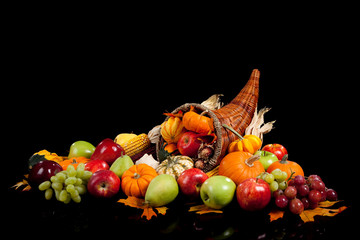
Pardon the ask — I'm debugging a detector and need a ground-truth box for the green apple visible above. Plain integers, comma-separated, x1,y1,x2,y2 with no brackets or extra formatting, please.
254,150,278,170
109,154,134,178
200,176,236,209
68,140,95,158
145,174,179,207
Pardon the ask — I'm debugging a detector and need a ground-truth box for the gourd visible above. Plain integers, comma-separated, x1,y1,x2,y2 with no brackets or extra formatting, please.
59,157,90,170
266,154,304,180
223,124,262,154
121,164,158,198
218,151,264,185
182,105,214,134
161,115,186,143
156,155,194,179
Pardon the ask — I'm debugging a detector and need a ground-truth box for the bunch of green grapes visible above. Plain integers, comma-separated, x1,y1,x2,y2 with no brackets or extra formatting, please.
38,163,92,203
257,169,288,193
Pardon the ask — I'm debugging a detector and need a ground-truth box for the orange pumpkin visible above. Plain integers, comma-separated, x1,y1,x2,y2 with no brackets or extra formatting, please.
183,105,214,134
161,115,186,143
121,164,158,198
267,154,304,180
59,157,90,170
223,124,262,154
218,151,264,185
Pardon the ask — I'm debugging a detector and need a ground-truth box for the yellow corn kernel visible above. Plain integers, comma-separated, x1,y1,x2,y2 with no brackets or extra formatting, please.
122,134,151,157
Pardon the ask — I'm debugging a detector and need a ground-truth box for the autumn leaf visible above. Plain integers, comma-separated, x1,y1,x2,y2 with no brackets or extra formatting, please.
118,196,169,220
188,204,223,215
300,201,347,223
269,209,285,222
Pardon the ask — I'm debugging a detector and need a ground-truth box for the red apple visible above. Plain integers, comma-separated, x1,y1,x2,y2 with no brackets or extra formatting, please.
28,160,63,186
177,168,209,200
236,178,271,211
87,170,120,198
90,138,125,165
262,143,288,160
177,131,203,157
85,159,109,173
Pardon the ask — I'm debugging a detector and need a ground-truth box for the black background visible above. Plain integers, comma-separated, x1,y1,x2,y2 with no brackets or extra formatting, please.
3,10,358,239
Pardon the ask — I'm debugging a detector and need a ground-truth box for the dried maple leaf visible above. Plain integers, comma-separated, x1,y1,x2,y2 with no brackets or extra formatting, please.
11,176,31,191
269,209,285,222
188,204,223,215
118,196,168,220
300,201,348,223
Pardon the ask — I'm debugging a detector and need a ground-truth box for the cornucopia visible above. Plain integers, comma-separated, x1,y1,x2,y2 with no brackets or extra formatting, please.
12,69,347,222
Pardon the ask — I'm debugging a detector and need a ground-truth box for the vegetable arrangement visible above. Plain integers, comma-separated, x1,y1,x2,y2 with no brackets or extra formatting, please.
13,69,347,222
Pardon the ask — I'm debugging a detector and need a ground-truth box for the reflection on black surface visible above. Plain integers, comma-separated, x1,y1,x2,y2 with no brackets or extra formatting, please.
6,187,354,240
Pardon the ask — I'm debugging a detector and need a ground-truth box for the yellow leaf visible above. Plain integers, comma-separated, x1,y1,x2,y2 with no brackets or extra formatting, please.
268,209,285,222
155,206,168,215
189,204,223,214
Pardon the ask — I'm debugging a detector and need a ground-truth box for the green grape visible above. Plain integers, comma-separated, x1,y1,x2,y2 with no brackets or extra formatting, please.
45,188,53,200
67,165,75,172
68,168,77,177
264,173,275,184
269,181,279,192
55,172,67,183
72,195,81,203
75,185,87,195
50,176,59,183
271,169,283,181
64,193,71,204
279,171,288,182
65,177,77,185
38,181,51,191
77,163,85,172
52,182,63,191
75,178,82,186
66,184,75,194
76,170,84,178
59,190,68,202
82,171,93,181
278,181,288,190
54,189,61,201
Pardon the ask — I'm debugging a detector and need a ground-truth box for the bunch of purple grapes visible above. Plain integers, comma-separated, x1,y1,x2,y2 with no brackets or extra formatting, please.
273,174,338,214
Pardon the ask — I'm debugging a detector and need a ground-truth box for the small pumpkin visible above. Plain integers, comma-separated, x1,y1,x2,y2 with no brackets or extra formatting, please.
156,155,194,179
218,151,264,185
223,124,262,154
121,164,158,198
182,106,214,134
59,157,90,170
161,115,186,143
266,154,304,180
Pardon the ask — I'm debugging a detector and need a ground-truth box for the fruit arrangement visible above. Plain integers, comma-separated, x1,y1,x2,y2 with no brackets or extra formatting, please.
13,69,346,222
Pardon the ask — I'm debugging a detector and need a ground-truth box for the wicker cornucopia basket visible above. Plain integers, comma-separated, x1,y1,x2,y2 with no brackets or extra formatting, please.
156,69,260,172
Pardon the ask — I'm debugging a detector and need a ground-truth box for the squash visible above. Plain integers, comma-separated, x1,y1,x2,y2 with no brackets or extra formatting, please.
183,106,214,134
218,151,264,185
59,157,90,170
156,155,194,179
121,164,158,198
223,124,262,154
161,115,186,143
266,154,304,180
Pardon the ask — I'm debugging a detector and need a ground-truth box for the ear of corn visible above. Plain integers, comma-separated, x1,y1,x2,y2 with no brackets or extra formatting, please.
122,134,151,157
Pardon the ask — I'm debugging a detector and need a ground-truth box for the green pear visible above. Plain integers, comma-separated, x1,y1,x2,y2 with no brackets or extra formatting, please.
145,174,179,207
68,141,95,158
110,154,134,178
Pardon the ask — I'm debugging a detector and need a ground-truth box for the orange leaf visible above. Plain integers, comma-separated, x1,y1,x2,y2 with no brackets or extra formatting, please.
188,204,223,215
141,207,157,220
118,196,169,220
269,209,285,222
300,201,348,223
118,196,146,209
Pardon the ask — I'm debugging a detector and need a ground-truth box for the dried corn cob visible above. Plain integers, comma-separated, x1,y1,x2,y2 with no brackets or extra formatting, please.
122,134,151,157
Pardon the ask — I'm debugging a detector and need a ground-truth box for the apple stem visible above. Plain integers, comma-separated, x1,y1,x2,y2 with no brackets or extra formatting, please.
222,124,244,140
245,155,261,167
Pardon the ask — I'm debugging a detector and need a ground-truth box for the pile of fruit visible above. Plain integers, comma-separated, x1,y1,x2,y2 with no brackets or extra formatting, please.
16,70,342,220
